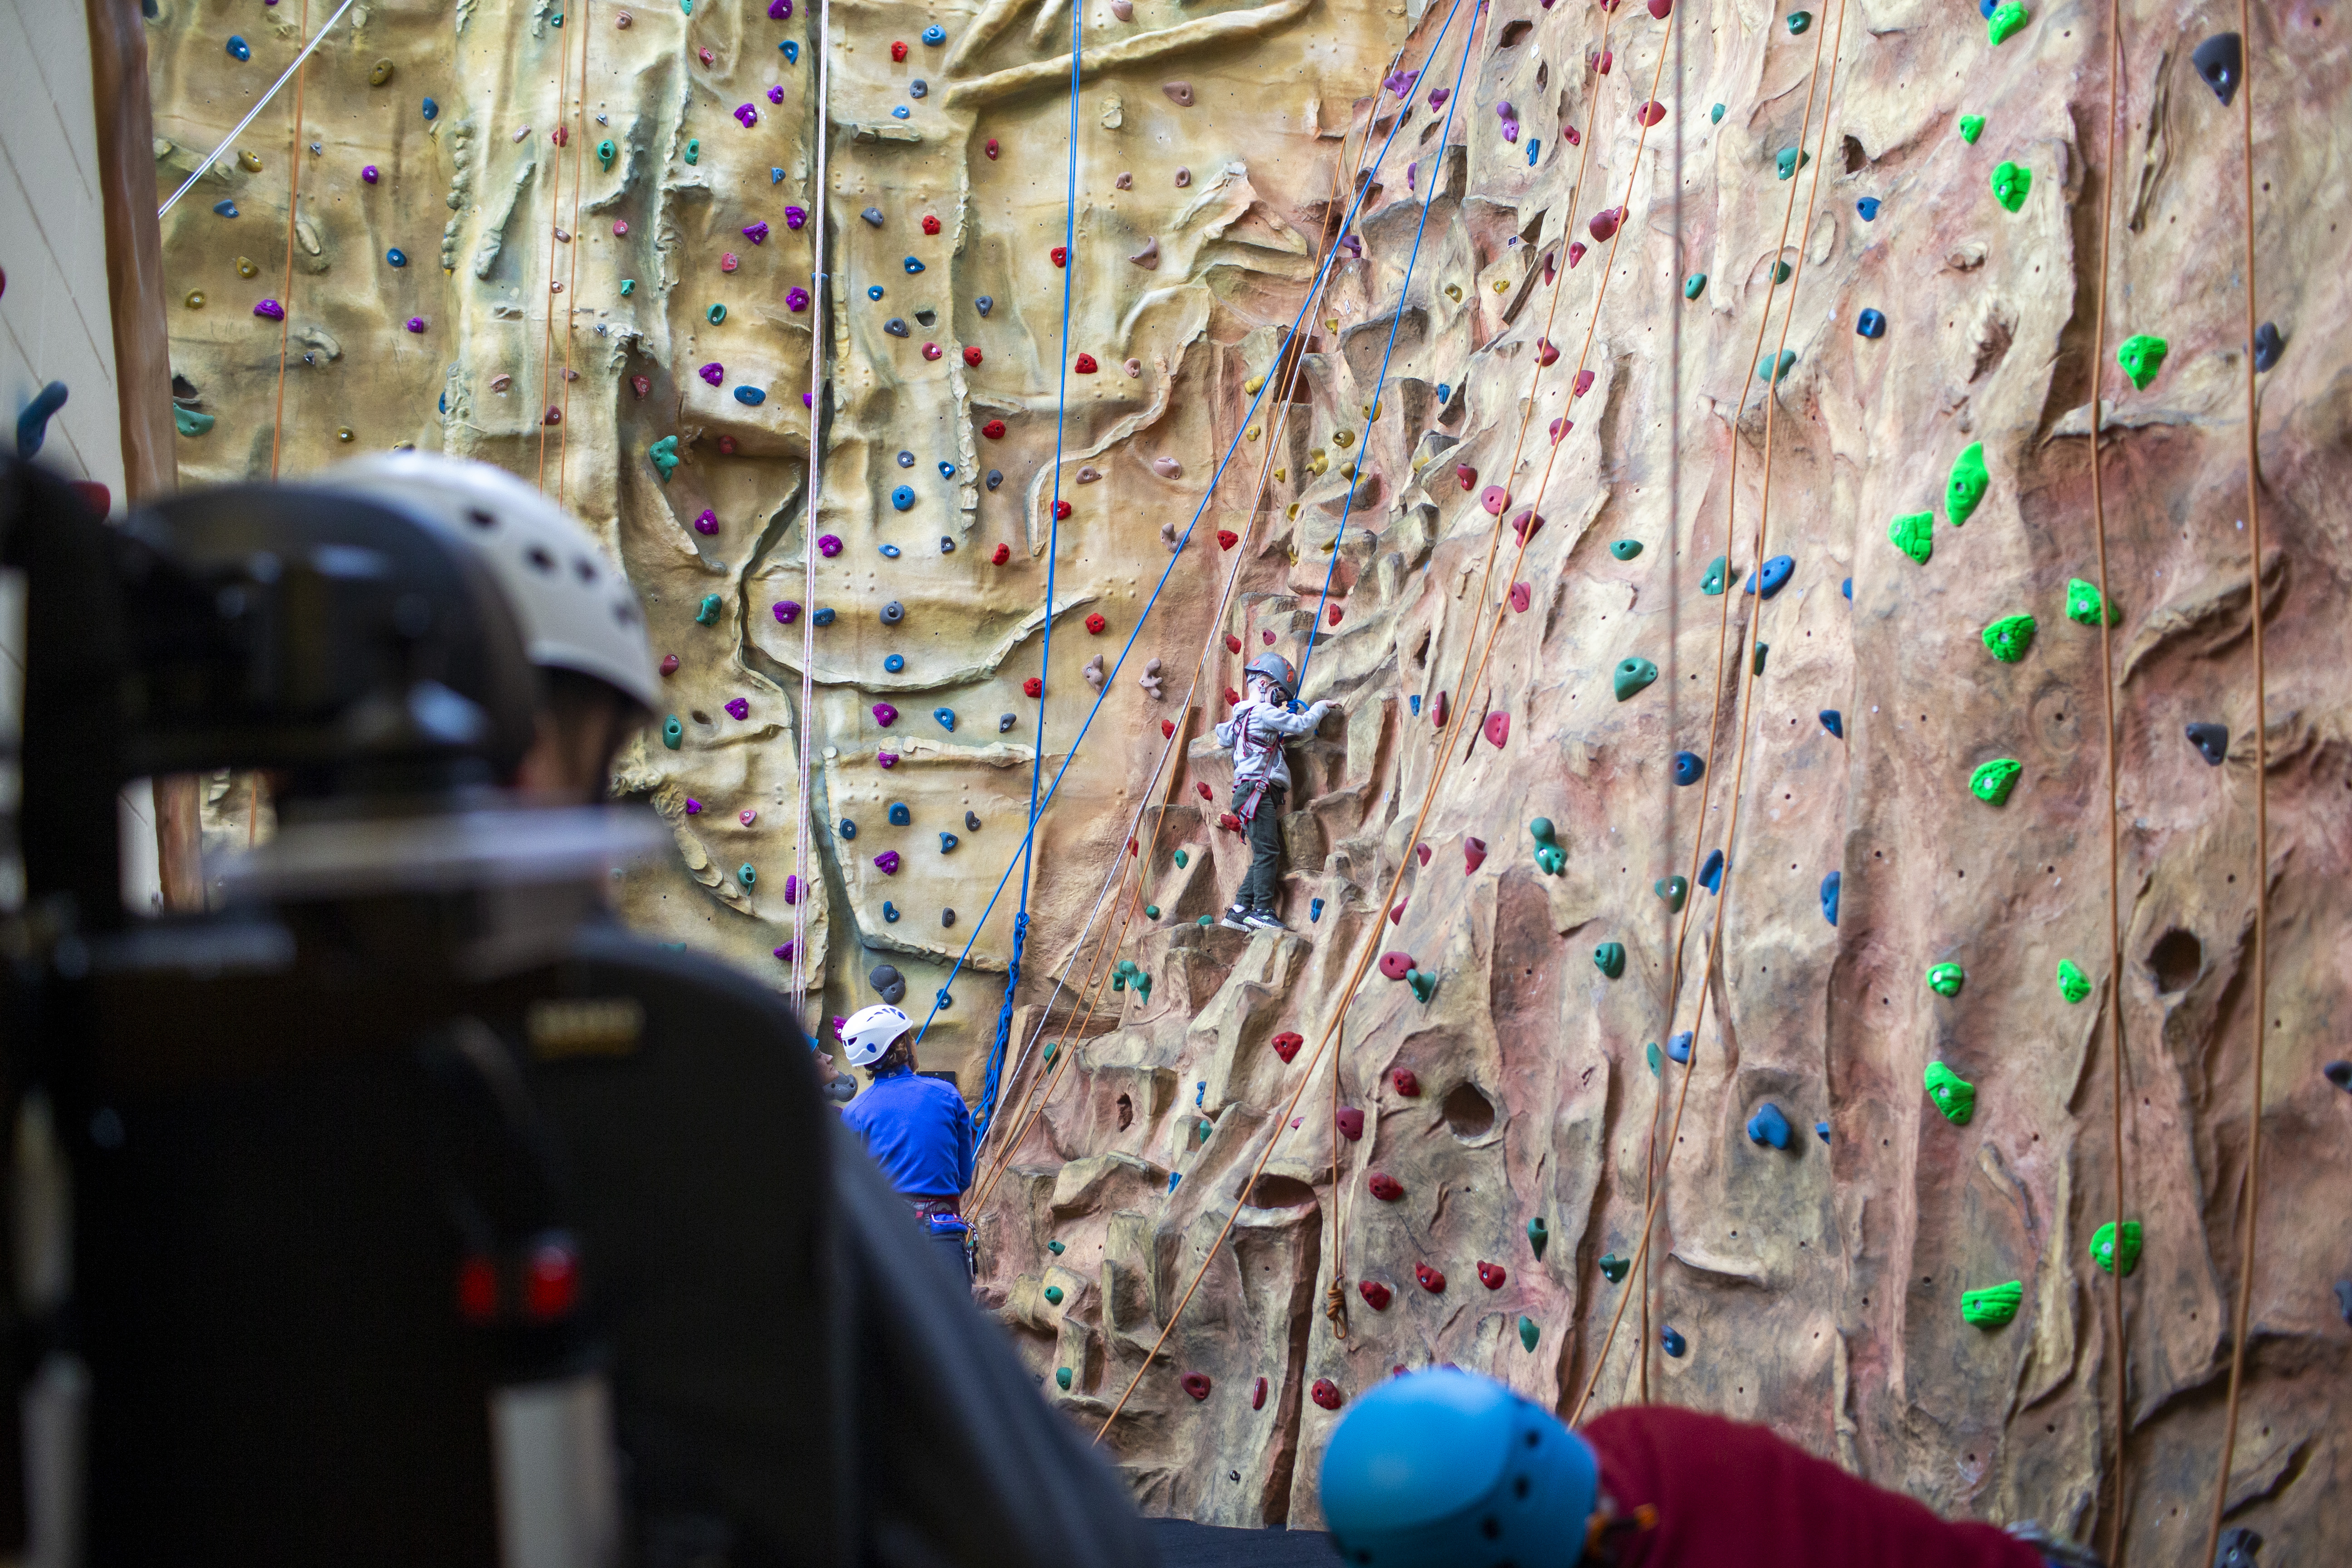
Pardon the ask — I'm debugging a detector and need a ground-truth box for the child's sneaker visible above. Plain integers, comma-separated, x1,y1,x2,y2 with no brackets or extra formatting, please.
1219,904,1255,932
1244,907,1289,933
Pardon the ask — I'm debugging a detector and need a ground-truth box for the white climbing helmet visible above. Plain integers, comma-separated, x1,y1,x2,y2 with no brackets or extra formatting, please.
841,1004,913,1068
318,452,661,712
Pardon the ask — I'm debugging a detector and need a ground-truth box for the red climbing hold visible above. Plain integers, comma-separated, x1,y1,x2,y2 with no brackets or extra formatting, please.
1477,1261,1507,1291
1564,125,1582,146
631,375,651,399
1574,369,1596,397
1272,1031,1304,1063
891,39,908,60
986,138,1000,159
1253,1377,1268,1410
1416,843,1432,867
1223,686,1241,708
1537,339,1560,367
660,654,680,676
1225,633,1243,653
1359,1279,1393,1310
1549,418,1570,444
1388,901,1406,925
1181,1372,1212,1401
1464,837,1487,873
1391,1068,1421,1097
964,346,984,368
1218,812,1243,834
1054,500,1073,520
1589,207,1624,242
1051,246,1068,267
1073,353,1098,373
983,419,1007,439
1637,100,1666,127
1431,691,1449,728
1513,510,1544,544
1484,713,1510,749
921,343,943,361
1481,485,1509,516
1084,612,1108,634
1415,1263,1446,1294
1336,1106,1364,1141
1509,582,1532,613
1161,719,1176,737
1196,781,1215,800
1368,1172,1404,1202
992,542,1011,564
921,214,941,235
1327,604,1343,627
1024,676,1044,698
1311,1379,1343,1411
1568,241,1588,268
1592,49,1613,74
1217,529,1239,550
1648,0,1672,15
1377,952,1415,981
1455,464,1477,490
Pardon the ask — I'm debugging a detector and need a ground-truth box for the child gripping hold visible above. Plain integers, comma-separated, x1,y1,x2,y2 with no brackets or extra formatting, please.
1215,652,1337,933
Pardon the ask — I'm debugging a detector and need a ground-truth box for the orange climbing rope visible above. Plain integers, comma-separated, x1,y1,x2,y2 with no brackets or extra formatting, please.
2200,3,2271,1563
534,13,578,491
1577,0,1848,1423
267,0,312,481
2083,0,2133,1553
554,1,594,507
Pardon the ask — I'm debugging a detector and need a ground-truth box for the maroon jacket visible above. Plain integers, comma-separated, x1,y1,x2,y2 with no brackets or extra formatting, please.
1583,1406,2047,1568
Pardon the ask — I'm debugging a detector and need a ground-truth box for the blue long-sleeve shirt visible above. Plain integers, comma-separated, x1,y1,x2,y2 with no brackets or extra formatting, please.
841,1066,973,1230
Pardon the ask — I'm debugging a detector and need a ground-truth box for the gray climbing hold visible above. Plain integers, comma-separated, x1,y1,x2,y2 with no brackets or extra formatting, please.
986,470,1003,490
998,712,1016,732
2252,321,2284,372
965,811,981,830
862,206,885,226
2185,723,2228,766
881,600,904,624
868,963,906,1003
975,295,993,315
884,318,909,337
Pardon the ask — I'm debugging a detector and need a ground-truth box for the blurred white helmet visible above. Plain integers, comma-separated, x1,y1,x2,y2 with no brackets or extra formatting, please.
321,452,660,711
841,1004,912,1067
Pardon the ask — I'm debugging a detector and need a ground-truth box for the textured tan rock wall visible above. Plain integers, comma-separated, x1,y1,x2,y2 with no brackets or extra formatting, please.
149,0,2348,1561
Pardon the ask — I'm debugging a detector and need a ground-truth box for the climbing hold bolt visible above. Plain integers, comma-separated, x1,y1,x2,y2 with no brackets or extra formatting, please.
1746,1103,1792,1149
2190,33,2242,105
2116,333,2168,391
1927,962,1966,998
1889,512,1934,565
1969,758,2022,806
1593,942,1626,980
1614,657,1659,701
1990,161,2032,212
2090,1220,2142,1277
1982,612,2036,663
1925,1062,1977,1125
1857,308,1886,339
1960,1281,2024,1328
2185,722,2228,766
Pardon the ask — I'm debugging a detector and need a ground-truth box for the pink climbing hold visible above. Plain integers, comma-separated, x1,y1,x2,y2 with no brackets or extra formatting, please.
1388,901,1407,925
986,138,1000,159
1181,1373,1212,1401
1367,1172,1404,1202
254,299,285,320
1477,1261,1507,1291
774,600,800,623
700,363,725,386
1415,1263,1446,1294
922,343,943,361
1574,370,1596,397
1550,418,1570,444
1311,1379,1343,1411
1480,485,1509,516
872,702,899,726
1485,712,1510,748
1377,952,1415,981
735,104,758,127
818,534,843,556
1464,836,1488,873
740,808,757,826
745,220,770,243
874,850,901,874
613,219,630,237
1392,1068,1421,1097
1430,691,1449,728
695,509,720,534
1509,582,1532,613
1536,339,1560,367
632,375,651,398
722,252,740,273
1358,1279,1392,1310
786,286,809,311
1454,464,1477,490
725,697,750,720
1649,0,1672,15
1563,125,1581,146
1416,843,1432,867
785,206,807,229
1589,207,1624,242
1336,1107,1364,1141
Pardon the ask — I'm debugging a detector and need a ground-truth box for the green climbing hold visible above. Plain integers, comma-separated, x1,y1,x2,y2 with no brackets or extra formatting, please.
1986,0,2029,45
1527,1217,1549,1259
1775,147,1810,180
597,137,616,170
1991,161,2032,212
1926,962,1966,998
1613,657,1660,701
1959,114,1985,144
1044,1284,1065,1305
1925,1062,1977,1125
173,405,216,437
2090,1220,2142,1277
1055,1367,1073,1390
2057,959,2092,1004
1048,1240,1067,1254
1609,539,1643,560
1710,103,1725,124
2116,333,2169,391
650,435,680,480
1945,442,1989,525
1173,848,1189,868
1683,273,1706,299
684,137,701,165
1598,1252,1630,1283
1405,968,1438,1004
707,303,728,324
662,715,683,750
1752,642,1769,677
695,593,723,626
1198,915,1213,928
1644,1041,1662,1074
620,279,637,296
1655,875,1687,912
1530,818,1566,875
1770,260,1792,285
1756,349,1797,382
1982,613,2037,663
1889,511,1934,565
1968,757,2022,806
1518,1315,1540,1352
1960,1280,2024,1328
1787,10,1812,33
1144,904,1161,919
1700,555,1729,595
1593,942,1626,980
2066,578,2117,626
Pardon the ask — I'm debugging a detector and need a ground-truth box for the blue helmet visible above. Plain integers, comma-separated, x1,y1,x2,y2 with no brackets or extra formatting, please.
1320,1369,1597,1568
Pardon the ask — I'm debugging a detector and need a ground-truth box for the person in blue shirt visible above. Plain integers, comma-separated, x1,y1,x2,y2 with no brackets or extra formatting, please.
838,1004,975,1283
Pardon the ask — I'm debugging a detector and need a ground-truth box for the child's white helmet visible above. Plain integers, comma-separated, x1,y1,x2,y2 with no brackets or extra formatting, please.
841,1004,913,1067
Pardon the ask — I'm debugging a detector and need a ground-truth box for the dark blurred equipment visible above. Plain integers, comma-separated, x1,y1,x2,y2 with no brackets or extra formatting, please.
0,458,1158,1568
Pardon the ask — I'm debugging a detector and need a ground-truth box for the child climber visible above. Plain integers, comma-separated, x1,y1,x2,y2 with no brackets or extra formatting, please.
1215,652,1337,933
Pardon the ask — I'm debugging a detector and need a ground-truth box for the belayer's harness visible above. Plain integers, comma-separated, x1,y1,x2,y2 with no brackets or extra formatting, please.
1221,701,1286,832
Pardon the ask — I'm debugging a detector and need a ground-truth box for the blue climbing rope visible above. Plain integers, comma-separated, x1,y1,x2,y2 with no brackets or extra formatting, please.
916,0,1475,1081
972,0,1084,1143
1294,5,1480,698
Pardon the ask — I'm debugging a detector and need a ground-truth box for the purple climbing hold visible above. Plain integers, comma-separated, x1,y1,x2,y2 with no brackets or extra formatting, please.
405,317,427,333
786,286,810,311
362,164,380,184
872,701,899,726
874,851,902,875
735,104,759,128
726,697,750,720
818,534,843,557
785,206,808,229
700,363,725,387
767,85,784,105
254,299,286,321
684,798,703,815
745,221,771,244
694,509,719,534
774,600,802,623
769,0,792,15
877,751,899,769
1384,66,1420,98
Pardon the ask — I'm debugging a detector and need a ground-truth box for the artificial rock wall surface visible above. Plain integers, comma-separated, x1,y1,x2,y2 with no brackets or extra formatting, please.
149,0,2348,1561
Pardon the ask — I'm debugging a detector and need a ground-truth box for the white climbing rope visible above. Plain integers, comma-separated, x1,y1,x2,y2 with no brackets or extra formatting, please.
157,0,362,220
790,0,836,1014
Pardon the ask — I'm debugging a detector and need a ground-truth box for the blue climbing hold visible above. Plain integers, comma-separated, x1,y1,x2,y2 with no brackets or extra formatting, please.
1746,1103,1792,1149
1745,555,1794,598
839,818,858,838
1699,849,1725,893
773,167,786,182
870,285,887,301
1661,1327,1686,1358
888,802,911,826
892,106,910,119
1857,309,1886,339
1169,1172,1182,1191
1819,709,1843,738
879,544,902,559
14,382,68,460
1666,1032,1692,1064
735,386,766,405
1672,751,1704,786
939,832,959,852
227,35,251,60
934,707,956,730
422,97,439,120
782,40,799,62
1856,197,1880,220
883,902,900,922
884,654,906,672
1527,138,1540,166
387,248,408,268
891,485,915,510
213,200,239,217
1815,1121,1831,1144
936,460,955,478
1311,897,1325,921
813,607,835,626
1821,870,1841,926
1409,695,1422,715
904,256,926,273
1841,577,1853,601
923,23,946,43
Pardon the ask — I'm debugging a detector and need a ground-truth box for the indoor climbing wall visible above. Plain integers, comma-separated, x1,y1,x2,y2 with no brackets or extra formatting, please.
149,0,2347,1562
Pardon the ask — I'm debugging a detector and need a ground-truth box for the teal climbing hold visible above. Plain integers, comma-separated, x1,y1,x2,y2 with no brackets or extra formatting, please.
1991,161,2032,212
1700,555,1728,595
2116,333,2169,391
685,138,701,165
1752,643,1769,676
1683,273,1706,299
737,862,757,887
1048,1240,1067,1254
1645,1041,1662,1074
1889,512,1934,565
1959,114,1985,144
1925,1062,1976,1124
173,405,216,437
1144,904,1161,919
695,593,722,626
620,279,636,296
1710,103,1725,124
2090,1220,2142,1277
1173,848,1189,868
1775,147,1810,180
2066,578,2117,626
1945,442,1989,524
1926,962,1966,998
650,435,681,480
1756,349,1797,382
15,382,69,459
1044,1284,1064,1305
1055,1367,1073,1390
707,303,727,324
1518,1315,1540,1352
1598,1253,1630,1283
1986,0,2029,45
1982,613,2036,663
1593,942,1626,980
1529,818,1567,876
1655,875,1687,912
598,138,616,170
662,715,683,749
1787,10,1812,33
1527,1217,1548,1259
1406,969,1438,1004
1609,539,1642,560
1613,657,1659,701
2058,959,2092,1003
1770,260,1792,285
1969,757,2022,806
1961,1280,2023,1328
